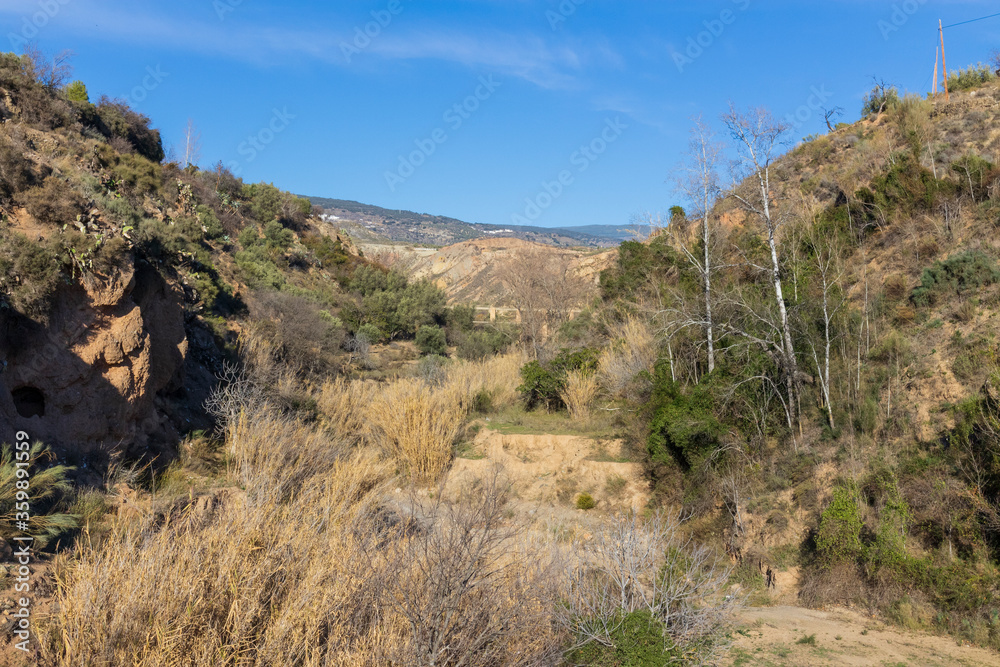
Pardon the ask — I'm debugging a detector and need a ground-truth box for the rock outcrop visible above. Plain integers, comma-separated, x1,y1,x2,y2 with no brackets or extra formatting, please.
0,257,188,461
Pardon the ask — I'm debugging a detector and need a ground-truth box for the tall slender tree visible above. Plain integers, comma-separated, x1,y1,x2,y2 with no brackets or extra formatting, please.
674,116,724,375
723,105,800,424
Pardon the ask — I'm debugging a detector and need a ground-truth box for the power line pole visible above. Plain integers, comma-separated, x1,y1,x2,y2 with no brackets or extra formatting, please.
939,19,950,100
932,46,939,95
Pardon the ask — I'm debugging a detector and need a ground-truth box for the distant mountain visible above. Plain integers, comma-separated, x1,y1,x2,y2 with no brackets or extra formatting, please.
303,196,642,248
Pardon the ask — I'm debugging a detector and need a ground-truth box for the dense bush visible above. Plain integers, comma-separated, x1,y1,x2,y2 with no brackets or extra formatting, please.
15,177,86,225
415,324,447,356
850,153,949,235
600,236,682,301
0,134,38,202
247,291,346,375
911,251,1000,307
455,328,513,361
816,483,864,565
0,230,62,316
517,348,598,411
646,360,722,470
92,97,165,163
947,63,996,92
951,153,997,201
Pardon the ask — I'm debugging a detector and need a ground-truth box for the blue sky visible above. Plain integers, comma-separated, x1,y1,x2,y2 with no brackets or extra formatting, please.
3,1,999,229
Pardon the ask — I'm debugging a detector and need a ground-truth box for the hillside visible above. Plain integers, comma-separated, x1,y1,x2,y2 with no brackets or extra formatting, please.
363,236,614,306
7,41,1000,667
307,195,641,248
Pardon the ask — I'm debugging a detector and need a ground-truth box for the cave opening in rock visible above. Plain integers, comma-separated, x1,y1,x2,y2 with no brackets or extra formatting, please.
12,386,45,418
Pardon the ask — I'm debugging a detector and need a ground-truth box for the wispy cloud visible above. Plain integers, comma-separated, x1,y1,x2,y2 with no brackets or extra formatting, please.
0,1,613,90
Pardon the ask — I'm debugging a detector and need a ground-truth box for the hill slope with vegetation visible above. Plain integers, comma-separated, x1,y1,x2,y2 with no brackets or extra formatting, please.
5,46,1000,667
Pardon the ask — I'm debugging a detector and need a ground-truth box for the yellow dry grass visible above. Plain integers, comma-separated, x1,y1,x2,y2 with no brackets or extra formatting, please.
314,351,528,483
41,398,565,667
560,370,599,422
365,378,464,483
597,316,657,396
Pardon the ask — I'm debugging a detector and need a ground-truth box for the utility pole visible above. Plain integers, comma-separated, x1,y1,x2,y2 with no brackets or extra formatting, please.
933,46,939,95
940,20,950,100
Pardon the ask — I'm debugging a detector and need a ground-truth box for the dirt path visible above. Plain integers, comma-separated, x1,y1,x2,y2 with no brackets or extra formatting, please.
727,605,999,666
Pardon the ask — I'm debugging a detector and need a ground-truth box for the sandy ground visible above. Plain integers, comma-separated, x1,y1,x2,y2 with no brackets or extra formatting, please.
728,605,1000,667
444,428,650,511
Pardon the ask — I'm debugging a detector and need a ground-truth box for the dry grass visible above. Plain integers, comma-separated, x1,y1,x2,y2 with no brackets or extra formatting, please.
597,317,657,397
314,351,527,483
316,376,379,445
366,379,464,483
43,401,398,666
41,396,565,666
442,350,527,413
560,370,599,422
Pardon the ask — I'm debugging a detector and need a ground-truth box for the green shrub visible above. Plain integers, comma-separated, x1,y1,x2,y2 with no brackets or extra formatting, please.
600,236,682,301
15,177,86,225
951,154,996,201
356,323,384,345
234,246,285,290
0,231,62,316
647,360,722,470
0,135,37,202
911,251,1000,307
947,63,995,92
415,325,447,356
455,328,512,361
861,81,900,116
94,96,164,162
816,483,864,565
576,493,596,510
850,153,948,235
565,611,681,666
63,80,89,103
517,348,598,410
195,205,224,239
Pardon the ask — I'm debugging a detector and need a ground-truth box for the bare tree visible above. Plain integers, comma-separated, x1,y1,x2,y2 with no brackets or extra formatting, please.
561,512,737,663
821,106,844,132
807,227,846,429
498,246,588,358
673,116,724,375
22,44,74,89
183,118,202,169
723,105,800,427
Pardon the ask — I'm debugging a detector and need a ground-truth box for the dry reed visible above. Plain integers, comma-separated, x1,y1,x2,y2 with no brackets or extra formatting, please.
597,316,657,397
560,369,600,422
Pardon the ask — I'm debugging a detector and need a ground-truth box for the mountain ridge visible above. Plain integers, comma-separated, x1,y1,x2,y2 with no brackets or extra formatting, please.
304,195,644,248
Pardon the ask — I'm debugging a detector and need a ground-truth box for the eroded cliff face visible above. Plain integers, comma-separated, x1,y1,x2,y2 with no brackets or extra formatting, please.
0,257,188,461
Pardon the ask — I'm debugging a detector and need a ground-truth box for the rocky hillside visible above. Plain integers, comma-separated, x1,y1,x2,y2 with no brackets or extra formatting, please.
0,51,467,466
